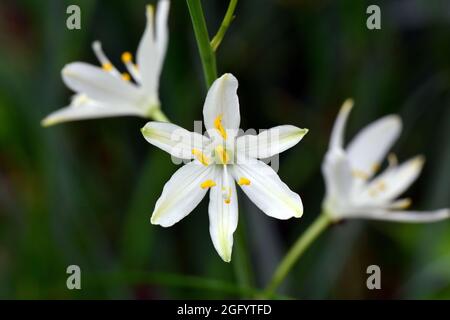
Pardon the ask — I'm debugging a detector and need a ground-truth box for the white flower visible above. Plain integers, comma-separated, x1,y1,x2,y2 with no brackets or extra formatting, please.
322,99,450,223
141,73,308,262
42,0,170,126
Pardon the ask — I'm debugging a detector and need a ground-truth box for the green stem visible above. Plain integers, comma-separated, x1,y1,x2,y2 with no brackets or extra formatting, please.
210,0,238,52
232,218,254,294
150,108,170,122
263,213,331,298
186,0,218,88
186,0,253,297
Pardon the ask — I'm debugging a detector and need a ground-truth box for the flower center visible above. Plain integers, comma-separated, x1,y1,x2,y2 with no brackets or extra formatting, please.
215,145,229,165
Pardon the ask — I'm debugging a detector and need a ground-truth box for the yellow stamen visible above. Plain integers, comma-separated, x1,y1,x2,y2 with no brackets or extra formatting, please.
222,187,232,204
215,145,229,165
238,177,251,186
121,72,131,81
121,51,133,63
192,148,210,166
214,115,227,140
397,198,412,209
388,153,398,167
200,180,216,189
371,163,381,174
102,63,113,71
352,170,369,180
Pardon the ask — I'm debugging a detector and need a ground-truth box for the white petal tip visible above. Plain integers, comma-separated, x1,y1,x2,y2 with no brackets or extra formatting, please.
41,117,55,127
443,209,450,218
218,251,232,263
293,207,303,218
150,214,164,226
412,155,426,168
140,123,155,139
146,4,154,18
218,73,237,83
298,128,309,137
385,114,403,130
341,98,354,112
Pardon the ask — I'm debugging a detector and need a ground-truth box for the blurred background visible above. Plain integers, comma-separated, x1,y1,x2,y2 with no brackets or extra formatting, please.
0,0,449,299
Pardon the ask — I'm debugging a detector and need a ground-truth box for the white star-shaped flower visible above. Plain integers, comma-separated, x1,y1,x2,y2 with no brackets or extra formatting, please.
141,73,308,262
322,99,449,223
42,0,170,126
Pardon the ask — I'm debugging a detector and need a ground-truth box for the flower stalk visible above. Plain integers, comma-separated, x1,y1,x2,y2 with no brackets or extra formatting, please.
263,212,331,298
186,0,218,87
210,0,238,51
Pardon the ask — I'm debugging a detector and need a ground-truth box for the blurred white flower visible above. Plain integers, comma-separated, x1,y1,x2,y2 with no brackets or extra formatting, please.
141,73,308,262
42,0,170,126
322,99,449,223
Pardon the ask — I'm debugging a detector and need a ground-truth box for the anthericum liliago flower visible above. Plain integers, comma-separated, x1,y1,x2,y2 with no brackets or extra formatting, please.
322,99,450,223
141,73,308,262
42,0,170,126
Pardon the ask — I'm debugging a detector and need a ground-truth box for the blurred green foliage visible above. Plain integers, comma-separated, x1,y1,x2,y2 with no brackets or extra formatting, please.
0,0,449,299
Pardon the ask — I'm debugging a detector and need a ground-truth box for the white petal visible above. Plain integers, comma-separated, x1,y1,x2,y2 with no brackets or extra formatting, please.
351,208,450,223
236,125,308,159
155,0,170,59
136,5,160,95
203,74,240,137
208,166,238,262
151,162,213,227
42,95,144,126
322,148,354,201
346,114,402,179
62,62,143,106
231,160,303,219
329,99,353,150
362,156,425,202
141,121,210,160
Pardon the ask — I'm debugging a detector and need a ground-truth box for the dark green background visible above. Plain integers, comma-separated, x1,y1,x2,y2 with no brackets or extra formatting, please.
0,0,449,299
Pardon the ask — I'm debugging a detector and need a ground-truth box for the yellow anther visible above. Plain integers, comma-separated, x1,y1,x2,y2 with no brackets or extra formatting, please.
238,177,251,186
222,187,232,204
215,145,229,165
192,148,210,166
398,198,412,209
371,163,381,174
121,73,131,81
102,63,113,71
352,170,369,180
388,153,398,167
121,51,133,63
214,115,227,140
200,180,216,189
